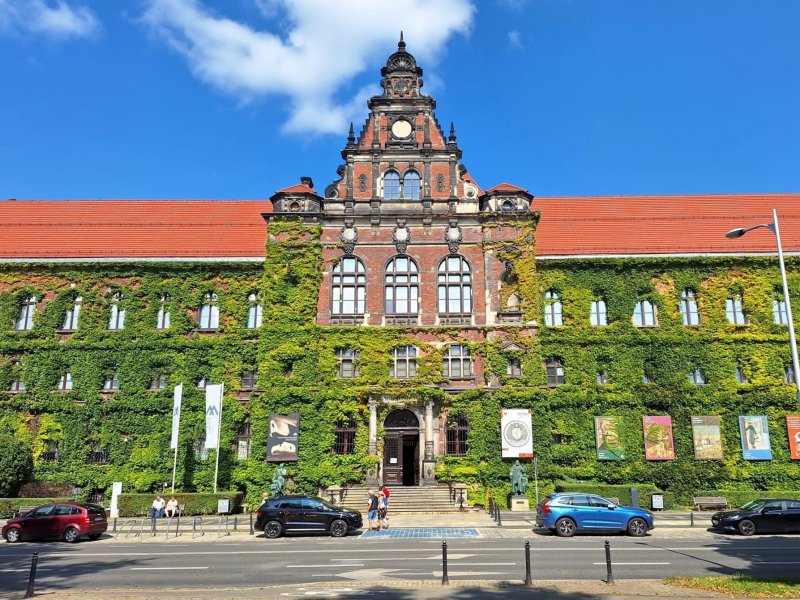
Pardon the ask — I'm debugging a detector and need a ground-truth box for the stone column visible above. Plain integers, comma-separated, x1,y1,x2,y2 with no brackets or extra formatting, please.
422,401,436,485
367,399,379,486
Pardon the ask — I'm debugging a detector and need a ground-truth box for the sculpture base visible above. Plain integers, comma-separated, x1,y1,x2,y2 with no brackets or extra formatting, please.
509,495,530,511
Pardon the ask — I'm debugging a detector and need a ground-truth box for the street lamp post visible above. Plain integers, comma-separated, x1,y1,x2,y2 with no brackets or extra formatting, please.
726,208,800,406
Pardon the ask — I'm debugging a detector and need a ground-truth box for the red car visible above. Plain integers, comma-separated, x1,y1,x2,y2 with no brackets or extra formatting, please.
3,502,108,543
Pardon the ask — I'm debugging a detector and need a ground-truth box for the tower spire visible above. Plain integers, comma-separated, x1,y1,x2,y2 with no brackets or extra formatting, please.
347,122,355,147
398,31,405,50
449,122,457,144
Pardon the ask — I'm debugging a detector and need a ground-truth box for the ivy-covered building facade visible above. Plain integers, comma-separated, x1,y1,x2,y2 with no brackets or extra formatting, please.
1,41,799,505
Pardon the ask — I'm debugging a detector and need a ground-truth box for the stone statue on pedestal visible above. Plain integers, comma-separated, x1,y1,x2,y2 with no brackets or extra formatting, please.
270,463,288,497
510,459,528,496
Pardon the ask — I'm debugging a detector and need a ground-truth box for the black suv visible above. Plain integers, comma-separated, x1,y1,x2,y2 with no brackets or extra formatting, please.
255,495,362,538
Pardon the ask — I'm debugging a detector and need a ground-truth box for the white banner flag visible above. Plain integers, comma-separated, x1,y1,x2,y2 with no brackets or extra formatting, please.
170,384,183,450
501,408,534,458
205,384,223,449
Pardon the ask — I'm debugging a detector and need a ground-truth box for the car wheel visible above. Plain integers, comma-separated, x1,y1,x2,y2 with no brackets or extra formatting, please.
330,519,348,538
738,519,756,536
264,520,283,539
555,518,576,537
4,528,21,543
88,533,102,540
627,517,648,537
63,527,80,543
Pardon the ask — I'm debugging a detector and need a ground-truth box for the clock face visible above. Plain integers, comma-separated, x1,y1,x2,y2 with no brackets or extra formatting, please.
391,119,412,139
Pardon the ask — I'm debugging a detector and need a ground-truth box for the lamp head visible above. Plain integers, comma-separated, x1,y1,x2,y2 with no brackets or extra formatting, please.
725,228,747,239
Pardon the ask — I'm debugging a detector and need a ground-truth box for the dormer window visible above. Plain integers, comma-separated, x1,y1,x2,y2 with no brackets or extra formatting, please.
501,200,514,212
402,170,420,199
15,295,36,331
382,170,421,200
383,170,401,200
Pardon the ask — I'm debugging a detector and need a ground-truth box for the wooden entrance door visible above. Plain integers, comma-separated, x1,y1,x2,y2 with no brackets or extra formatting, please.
383,431,419,486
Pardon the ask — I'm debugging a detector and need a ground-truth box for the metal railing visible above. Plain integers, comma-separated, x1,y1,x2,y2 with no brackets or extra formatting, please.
217,515,230,538
191,517,204,538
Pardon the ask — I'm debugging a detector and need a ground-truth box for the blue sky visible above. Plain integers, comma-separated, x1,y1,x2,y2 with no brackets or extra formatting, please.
1,0,798,200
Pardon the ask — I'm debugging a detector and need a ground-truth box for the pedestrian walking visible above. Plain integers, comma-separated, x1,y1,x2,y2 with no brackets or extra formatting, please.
366,491,379,531
378,490,388,529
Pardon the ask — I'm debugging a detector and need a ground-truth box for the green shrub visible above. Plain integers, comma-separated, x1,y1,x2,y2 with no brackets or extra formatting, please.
0,435,33,497
687,489,800,509
117,492,244,517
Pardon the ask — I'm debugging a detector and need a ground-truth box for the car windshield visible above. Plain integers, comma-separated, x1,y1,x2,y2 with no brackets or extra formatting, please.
739,499,769,510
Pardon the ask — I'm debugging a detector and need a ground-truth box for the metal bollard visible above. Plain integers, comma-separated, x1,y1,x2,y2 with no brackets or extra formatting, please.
496,507,502,527
249,512,254,535
175,515,180,537
604,540,614,584
441,540,449,585
524,540,532,586
234,516,238,532
690,512,695,527
24,552,38,599
112,518,117,533
151,517,156,536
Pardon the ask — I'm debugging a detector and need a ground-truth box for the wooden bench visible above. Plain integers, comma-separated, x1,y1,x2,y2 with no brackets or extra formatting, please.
693,496,728,510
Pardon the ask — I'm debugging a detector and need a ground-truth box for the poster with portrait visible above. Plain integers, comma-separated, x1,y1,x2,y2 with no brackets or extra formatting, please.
501,409,533,458
267,413,299,462
786,415,800,460
739,415,771,460
642,416,675,460
691,416,723,460
594,416,625,460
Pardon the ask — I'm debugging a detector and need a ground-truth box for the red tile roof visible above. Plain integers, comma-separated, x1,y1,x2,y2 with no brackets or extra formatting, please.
274,184,316,195
0,194,797,260
0,200,271,259
486,183,529,194
534,194,800,256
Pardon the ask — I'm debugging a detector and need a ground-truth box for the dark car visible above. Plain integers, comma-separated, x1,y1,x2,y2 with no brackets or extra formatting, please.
2,502,108,543
711,498,800,536
255,495,362,538
535,493,654,537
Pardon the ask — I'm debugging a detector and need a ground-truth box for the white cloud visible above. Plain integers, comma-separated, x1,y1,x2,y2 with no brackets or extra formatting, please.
0,0,100,38
507,30,523,50
141,0,475,135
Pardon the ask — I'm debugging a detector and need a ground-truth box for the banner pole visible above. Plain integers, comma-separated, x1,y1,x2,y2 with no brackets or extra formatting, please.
171,447,178,493
213,390,223,493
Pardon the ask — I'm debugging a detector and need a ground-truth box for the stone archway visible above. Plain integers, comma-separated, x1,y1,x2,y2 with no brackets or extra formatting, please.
383,409,420,486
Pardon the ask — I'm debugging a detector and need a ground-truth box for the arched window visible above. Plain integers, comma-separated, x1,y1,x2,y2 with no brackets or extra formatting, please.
331,257,366,315
680,289,700,326
726,294,747,325
333,415,357,455
156,294,170,330
545,357,565,387
108,292,125,330
590,298,607,326
63,295,82,331
198,292,219,330
633,299,656,327
247,292,263,329
385,256,419,315
402,170,421,200
773,293,789,325
383,170,401,200
446,414,469,455
15,295,36,331
437,256,472,315
544,290,563,327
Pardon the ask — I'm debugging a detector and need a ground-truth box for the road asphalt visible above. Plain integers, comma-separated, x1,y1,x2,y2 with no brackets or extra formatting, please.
0,511,772,599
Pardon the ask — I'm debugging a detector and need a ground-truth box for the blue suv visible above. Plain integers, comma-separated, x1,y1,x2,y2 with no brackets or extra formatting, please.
536,493,654,537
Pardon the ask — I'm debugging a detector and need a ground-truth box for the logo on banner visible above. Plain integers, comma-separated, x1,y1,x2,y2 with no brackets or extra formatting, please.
503,420,530,447
501,409,533,458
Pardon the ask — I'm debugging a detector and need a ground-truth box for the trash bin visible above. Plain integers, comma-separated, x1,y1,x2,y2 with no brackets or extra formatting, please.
651,494,664,510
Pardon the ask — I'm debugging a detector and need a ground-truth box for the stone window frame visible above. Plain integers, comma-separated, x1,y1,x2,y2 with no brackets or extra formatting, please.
384,255,420,316
333,415,357,455
198,292,220,330
680,289,700,327
331,256,367,316
543,290,563,327
633,298,657,328
442,344,473,379
545,357,565,387
445,413,469,456
391,345,418,378
15,295,36,331
336,348,360,378
437,255,473,316
589,298,607,326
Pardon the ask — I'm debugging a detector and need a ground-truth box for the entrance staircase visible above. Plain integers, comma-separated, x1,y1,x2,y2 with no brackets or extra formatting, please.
329,484,467,515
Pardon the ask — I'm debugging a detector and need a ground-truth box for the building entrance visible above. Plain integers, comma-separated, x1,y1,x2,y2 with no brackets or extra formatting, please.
383,409,420,486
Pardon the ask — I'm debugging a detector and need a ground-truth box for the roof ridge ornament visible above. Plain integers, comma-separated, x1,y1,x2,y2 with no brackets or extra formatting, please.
398,30,405,50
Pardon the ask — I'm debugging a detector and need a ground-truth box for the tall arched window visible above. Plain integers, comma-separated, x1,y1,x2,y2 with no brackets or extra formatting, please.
15,295,36,331
383,170,401,200
437,256,472,315
590,298,607,326
446,414,469,455
633,299,656,327
680,289,700,326
198,292,219,329
385,256,419,315
156,294,170,330
402,170,421,199
544,290,563,327
726,294,747,325
63,296,82,331
332,257,366,315
108,292,125,330
247,292,263,329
